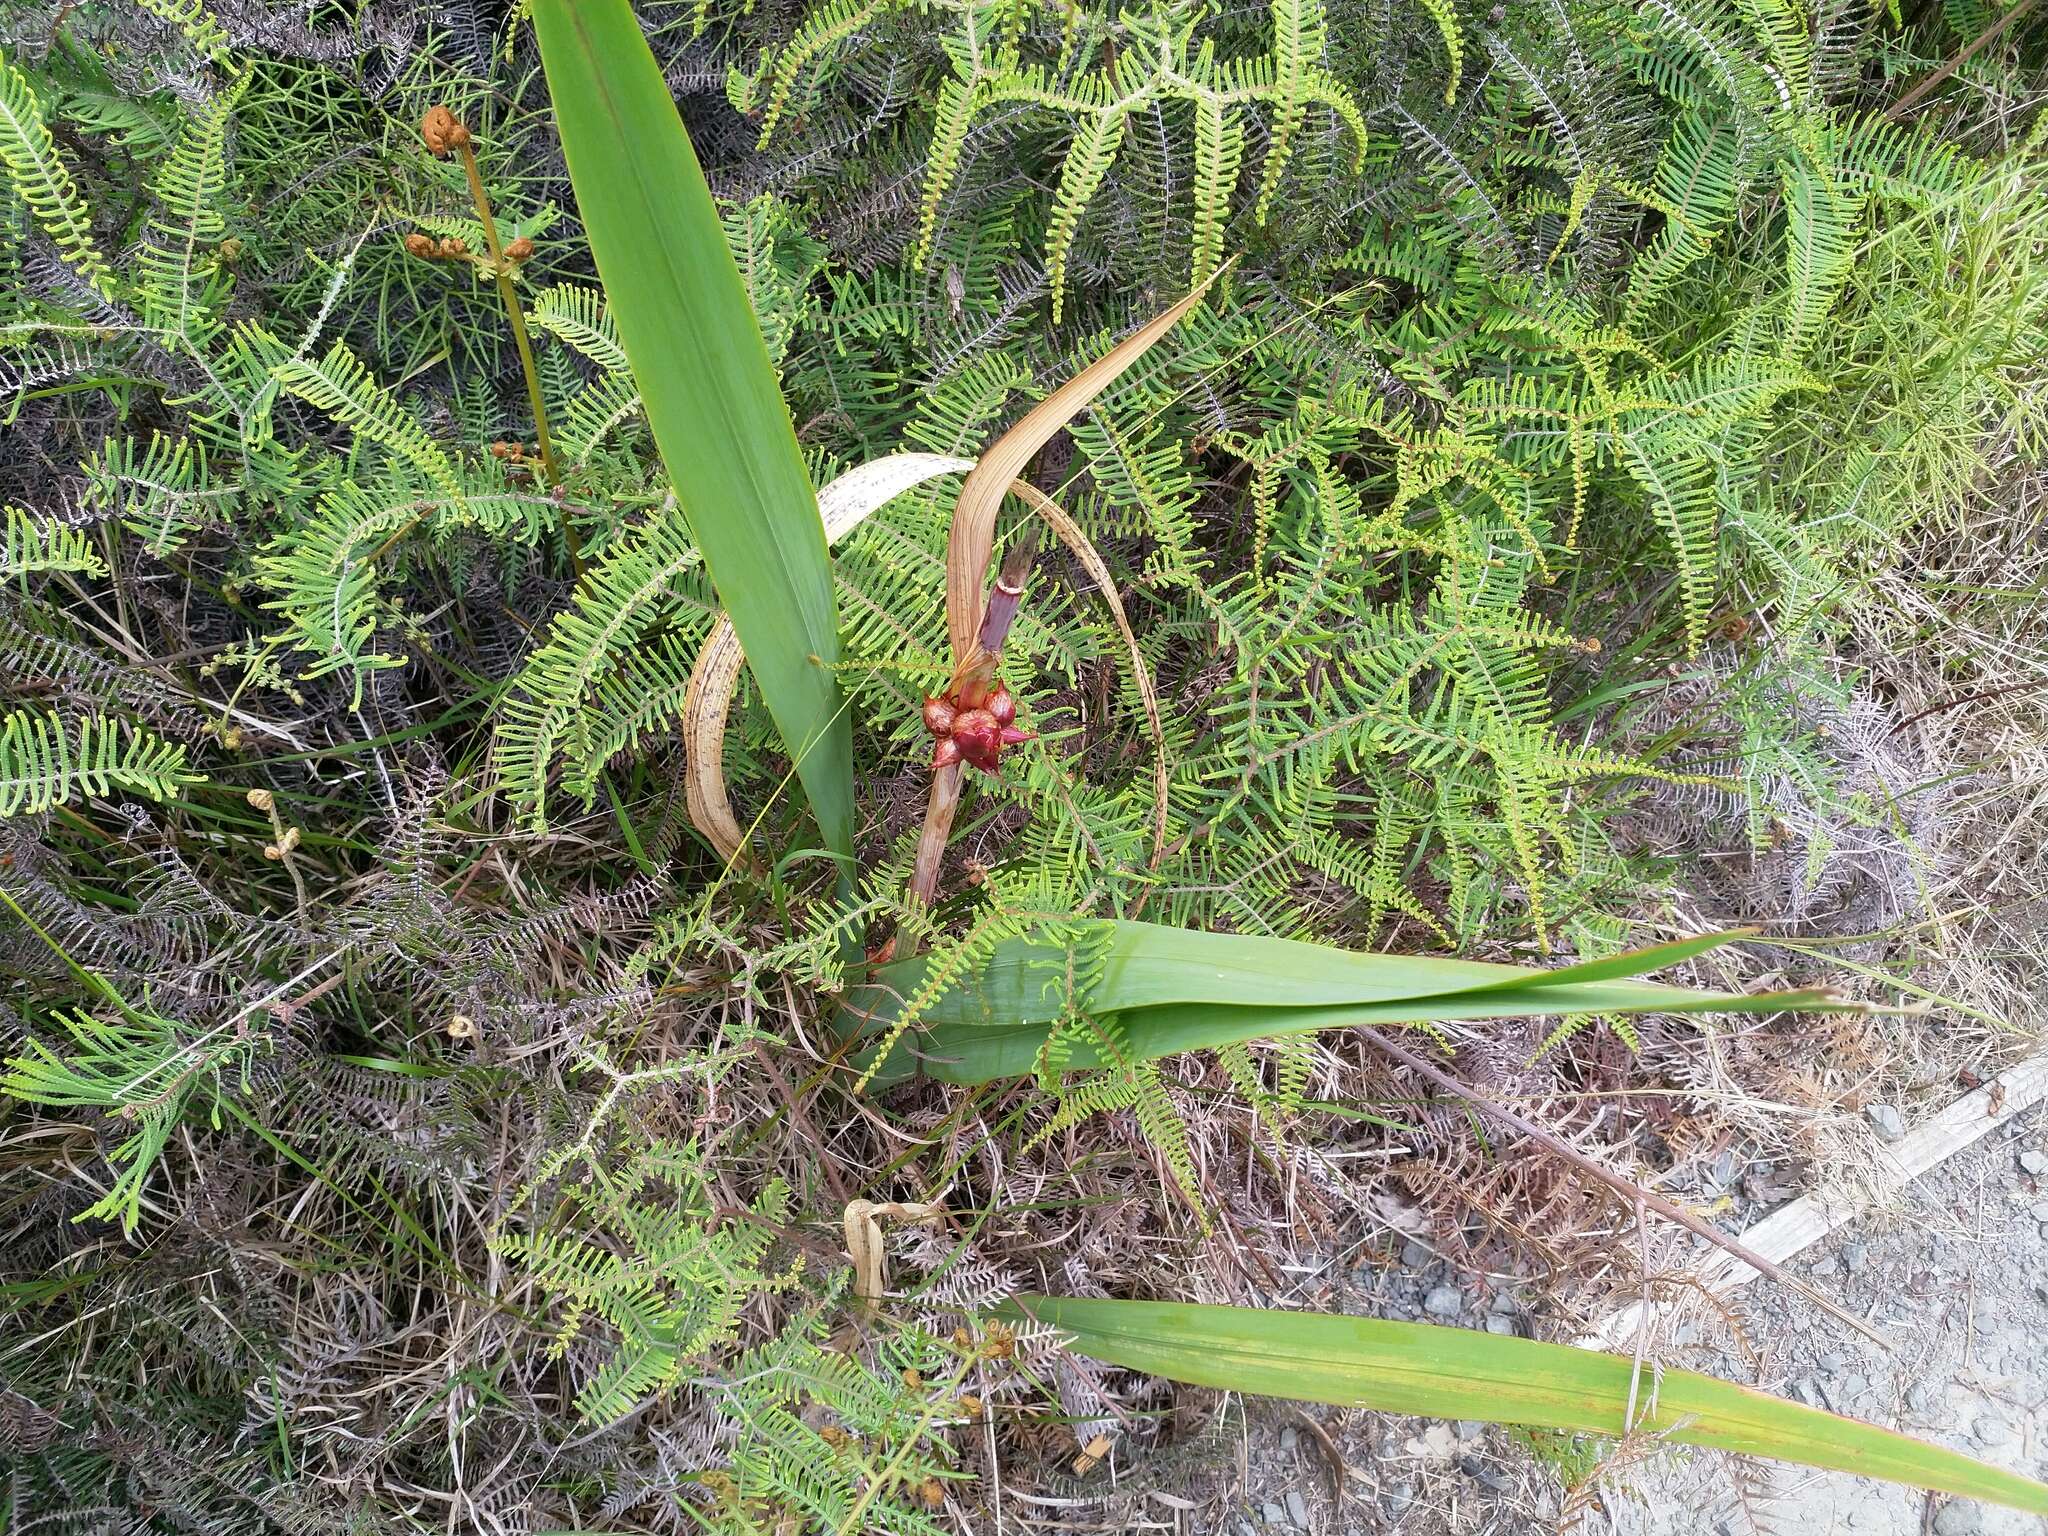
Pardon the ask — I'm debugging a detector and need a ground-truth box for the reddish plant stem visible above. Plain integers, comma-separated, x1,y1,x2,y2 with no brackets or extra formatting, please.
908,761,963,905
909,533,1037,904
953,536,1038,709
1884,0,2041,122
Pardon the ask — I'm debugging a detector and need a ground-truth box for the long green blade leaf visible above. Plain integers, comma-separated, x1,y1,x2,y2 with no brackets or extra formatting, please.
532,0,853,864
849,920,1849,1084
870,982,1842,1085
1001,1297,2048,1515
857,920,1776,1026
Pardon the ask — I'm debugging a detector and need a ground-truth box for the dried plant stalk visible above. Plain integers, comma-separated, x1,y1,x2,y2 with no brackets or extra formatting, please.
911,272,1225,902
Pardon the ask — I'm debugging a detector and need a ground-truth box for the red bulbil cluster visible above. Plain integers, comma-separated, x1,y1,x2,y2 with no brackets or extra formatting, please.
921,685,1032,773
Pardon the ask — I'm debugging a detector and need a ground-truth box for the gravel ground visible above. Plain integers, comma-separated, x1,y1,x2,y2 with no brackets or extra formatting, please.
1203,1099,2047,1534
1612,1099,2048,1536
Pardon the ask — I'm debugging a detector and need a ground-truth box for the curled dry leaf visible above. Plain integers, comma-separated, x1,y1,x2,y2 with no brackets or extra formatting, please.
682,454,974,866
842,1198,943,1306
681,617,751,870
682,453,1166,880
942,265,1231,672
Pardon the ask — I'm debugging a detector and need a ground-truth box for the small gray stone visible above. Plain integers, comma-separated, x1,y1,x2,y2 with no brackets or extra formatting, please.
1841,1373,1869,1401
1866,1103,1907,1141
1933,1500,1985,1536
1384,1484,1414,1514
1401,1239,1433,1268
1456,1419,1485,1441
1458,1458,1523,1490
1263,1501,1285,1524
1840,1241,1869,1274
1488,1291,1518,1314
1907,1383,1940,1415
1485,1314,1516,1335
1820,1351,1848,1374
2028,1200,2048,1221
1423,1285,1464,1318
1284,1489,1310,1527
1975,1415,2012,1447
1280,1426,1298,1452
2018,1148,2048,1176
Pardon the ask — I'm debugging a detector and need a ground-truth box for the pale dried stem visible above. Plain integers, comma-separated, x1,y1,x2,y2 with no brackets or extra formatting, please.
909,761,964,906
914,273,1222,907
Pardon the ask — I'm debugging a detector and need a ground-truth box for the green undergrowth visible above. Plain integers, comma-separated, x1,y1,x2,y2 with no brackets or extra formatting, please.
0,0,2043,1528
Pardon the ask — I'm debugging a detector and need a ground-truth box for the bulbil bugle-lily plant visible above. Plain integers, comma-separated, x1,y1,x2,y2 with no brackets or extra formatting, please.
528,0,2048,1515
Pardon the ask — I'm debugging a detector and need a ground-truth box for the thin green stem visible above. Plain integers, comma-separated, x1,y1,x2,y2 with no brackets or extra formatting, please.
454,138,582,574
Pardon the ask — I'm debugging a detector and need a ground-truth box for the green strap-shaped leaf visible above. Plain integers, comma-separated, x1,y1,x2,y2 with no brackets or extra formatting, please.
1001,1297,2048,1515
532,0,853,868
849,920,1850,1084
867,980,1844,1086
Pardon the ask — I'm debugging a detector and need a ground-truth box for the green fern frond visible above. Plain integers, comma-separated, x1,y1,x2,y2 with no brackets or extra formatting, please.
1616,437,1719,654
555,370,644,461
1190,96,1244,286
1413,0,1465,103
723,194,827,367
498,1140,797,1428
131,0,233,62
79,433,233,555
2,1001,242,1234
254,466,553,695
1,508,107,577
273,341,466,501
1045,112,1125,324
493,502,711,829
909,0,1364,304
1622,113,1740,328
528,282,629,372
1032,1012,1207,1222
750,0,912,146
0,49,117,299
0,711,201,816
1779,138,1857,360
135,82,242,350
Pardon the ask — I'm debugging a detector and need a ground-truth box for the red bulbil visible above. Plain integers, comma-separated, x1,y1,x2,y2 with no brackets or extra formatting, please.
920,683,1034,774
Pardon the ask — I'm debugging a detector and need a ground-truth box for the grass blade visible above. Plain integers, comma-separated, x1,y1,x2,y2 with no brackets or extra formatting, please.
999,1297,2048,1515
532,0,853,865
